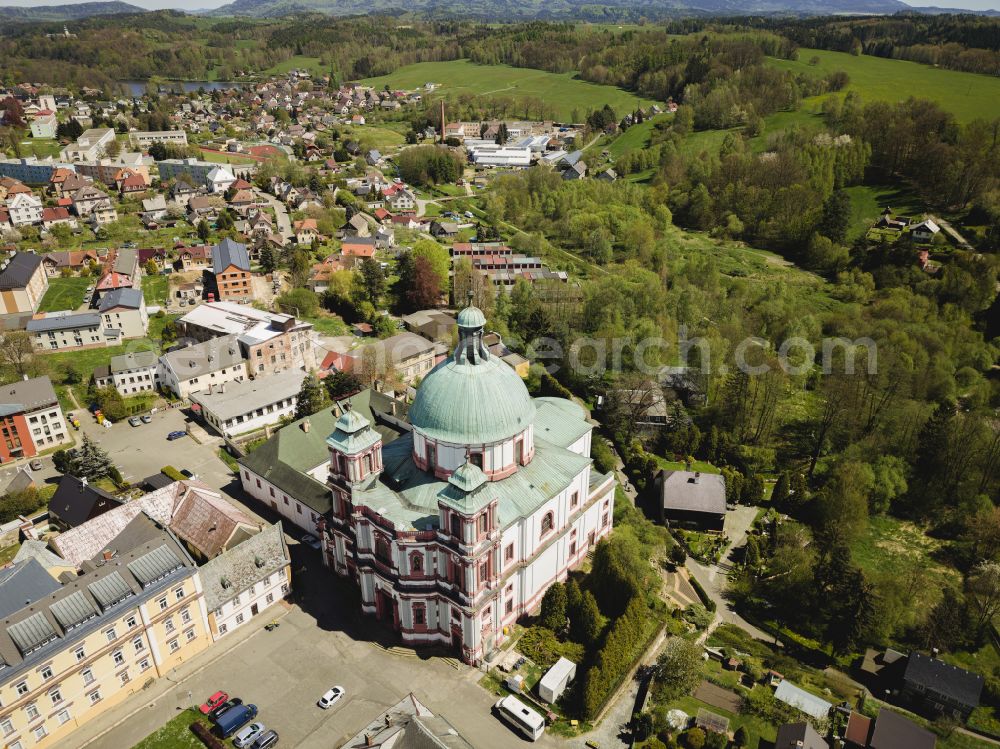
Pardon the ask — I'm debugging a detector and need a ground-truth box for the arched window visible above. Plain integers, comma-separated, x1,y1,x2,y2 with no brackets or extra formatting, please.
540,512,554,537
410,552,423,574
374,535,392,564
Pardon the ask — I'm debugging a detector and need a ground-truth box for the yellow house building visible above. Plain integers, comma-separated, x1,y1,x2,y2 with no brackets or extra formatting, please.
0,254,49,316
0,514,211,749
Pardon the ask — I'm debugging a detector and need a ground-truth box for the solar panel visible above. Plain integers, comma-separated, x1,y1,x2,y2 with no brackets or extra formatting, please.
8,612,58,656
127,546,183,587
50,590,98,631
88,571,134,610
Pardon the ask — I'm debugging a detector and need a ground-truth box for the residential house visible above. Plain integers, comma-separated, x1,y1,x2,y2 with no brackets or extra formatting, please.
169,179,198,207
342,213,370,237
40,207,77,231
341,236,376,261
911,219,941,243
430,220,459,239
658,469,727,532
199,522,290,641
174,245,212,271
211,237,253,303
127,130,188,150
98,288,148,340
348,332,440,385
775,722,828,749
93,350,160,396
0,376,69,460
0,516,211,749
26,312,107,351
386,189,415,213
293,218,319,246
8,193,43,228
40,250,99,278
900,652,982,720
29,111,56,139
157,334,247,399
140,195,168,222
60,127,115,161
71,186,113,219
191,369,305,438
845,709,936,749
48,475,124,530
0,253,48,314
206,166,236,194
93,249,140,303
177,302,316,377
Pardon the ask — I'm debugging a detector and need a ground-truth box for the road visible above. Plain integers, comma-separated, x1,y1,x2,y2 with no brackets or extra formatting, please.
254,189,293,240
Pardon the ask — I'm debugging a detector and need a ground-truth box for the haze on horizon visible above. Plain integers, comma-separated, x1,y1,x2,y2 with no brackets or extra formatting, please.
2,0,1000,11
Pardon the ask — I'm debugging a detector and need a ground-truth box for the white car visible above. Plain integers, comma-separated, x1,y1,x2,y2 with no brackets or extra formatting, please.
233,722,266,748
318,686,345,709
300,533,321,550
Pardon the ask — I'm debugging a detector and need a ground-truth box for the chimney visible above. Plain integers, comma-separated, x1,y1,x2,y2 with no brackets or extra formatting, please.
301,419,311,433
102,549,113,561
365,734,373,747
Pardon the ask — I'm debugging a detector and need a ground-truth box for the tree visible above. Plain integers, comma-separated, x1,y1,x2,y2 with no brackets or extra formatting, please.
197,219,210,242
144,259,159,275
571,590,604,645
325,369,362,400
655,637,702,701
539,582,567,632
407,256,443,309
95,386,127,422
966,561,1000,637
770,472,790,510
73,435,115,481
0,97,25,128
0,331,34,377
356,257,386,306
277,287,319,318
259,245,278,274
52,449,74,474
294,372,330,420
682,727,706,749
819,189,851,244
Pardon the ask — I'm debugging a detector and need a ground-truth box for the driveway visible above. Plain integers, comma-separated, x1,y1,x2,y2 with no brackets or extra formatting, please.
67,552,561,749
685,505,777,644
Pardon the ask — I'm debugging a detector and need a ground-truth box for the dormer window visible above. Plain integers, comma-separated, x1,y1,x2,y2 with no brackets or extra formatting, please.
470,452,483,469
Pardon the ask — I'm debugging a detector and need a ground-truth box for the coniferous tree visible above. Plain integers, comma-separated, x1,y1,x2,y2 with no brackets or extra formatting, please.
294,372,330,420
539,582,567,632
73,435,115,481
770,472,790,509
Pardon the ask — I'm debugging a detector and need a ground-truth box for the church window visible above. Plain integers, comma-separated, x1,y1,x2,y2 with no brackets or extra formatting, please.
540,512,554,537
413,605,425,626
450,513,462,539
410,553,423,574
374,535,392,564
478,513,489,534
504,544,514,562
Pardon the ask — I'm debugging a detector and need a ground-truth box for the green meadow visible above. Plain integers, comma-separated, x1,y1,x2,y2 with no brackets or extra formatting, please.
769,48,1000,123
360,59,656,121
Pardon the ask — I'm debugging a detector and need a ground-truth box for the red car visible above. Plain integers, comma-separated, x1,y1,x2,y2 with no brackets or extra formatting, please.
199,691,228,715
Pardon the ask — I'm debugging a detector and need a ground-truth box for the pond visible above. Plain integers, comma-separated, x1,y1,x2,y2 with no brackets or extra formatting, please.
118,80,244,97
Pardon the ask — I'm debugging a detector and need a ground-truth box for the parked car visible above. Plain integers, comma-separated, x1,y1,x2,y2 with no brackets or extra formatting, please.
140,414,152,424
252,730,279,749
217,704,258,739
28,459,42,471
317,686,344,709
300,533,321,550
209,698,243,723
199,691,229,715
233,722,266,749
128,416,142,427
167,430,187,441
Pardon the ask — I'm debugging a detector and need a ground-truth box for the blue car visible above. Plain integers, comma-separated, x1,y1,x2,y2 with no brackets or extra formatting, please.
167,430,187,441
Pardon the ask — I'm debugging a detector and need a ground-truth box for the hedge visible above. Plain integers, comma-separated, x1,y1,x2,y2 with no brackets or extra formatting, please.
688,575,717,612
160,466,185,482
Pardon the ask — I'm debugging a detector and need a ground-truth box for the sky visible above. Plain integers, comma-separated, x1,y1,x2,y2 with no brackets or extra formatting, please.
2,0,999,11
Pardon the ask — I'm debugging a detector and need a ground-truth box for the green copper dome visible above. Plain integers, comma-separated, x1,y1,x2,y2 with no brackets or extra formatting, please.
409,306,535,445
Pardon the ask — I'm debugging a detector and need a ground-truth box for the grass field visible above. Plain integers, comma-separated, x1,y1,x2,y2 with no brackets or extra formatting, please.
843,183,926,240
341,125,405,152
38,276,90,313
360,60,656,121
198,148,259,165
262,55,324,77
142,273,170,306
769,48,1000,123
606,114,670,158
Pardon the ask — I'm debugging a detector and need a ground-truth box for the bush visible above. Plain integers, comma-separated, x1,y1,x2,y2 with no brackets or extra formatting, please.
160,466,185,482
591,435,617,475
682,727,706,749
517,626,584,669
0,488,45,524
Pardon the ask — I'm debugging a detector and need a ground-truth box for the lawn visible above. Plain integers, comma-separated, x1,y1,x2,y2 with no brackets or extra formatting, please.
261,55,325,76
38,276,91,313
665,694,777,749
843,183,926,241
607,114,670,158
302,312,348,336
340,125,405,152
768,48,1000,123
131,708,216,749
142,273,170,306
655,457,721,474
198,148,259,165
361,60,657,121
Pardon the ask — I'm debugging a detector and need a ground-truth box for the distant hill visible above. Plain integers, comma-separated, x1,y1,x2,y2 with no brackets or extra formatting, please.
0,1,145,22
207,0,924,19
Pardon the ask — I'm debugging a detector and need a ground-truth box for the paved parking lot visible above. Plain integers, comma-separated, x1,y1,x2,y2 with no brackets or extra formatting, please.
67,547,561,749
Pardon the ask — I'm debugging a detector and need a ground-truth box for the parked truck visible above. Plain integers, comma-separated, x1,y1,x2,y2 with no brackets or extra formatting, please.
215,704,258,739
